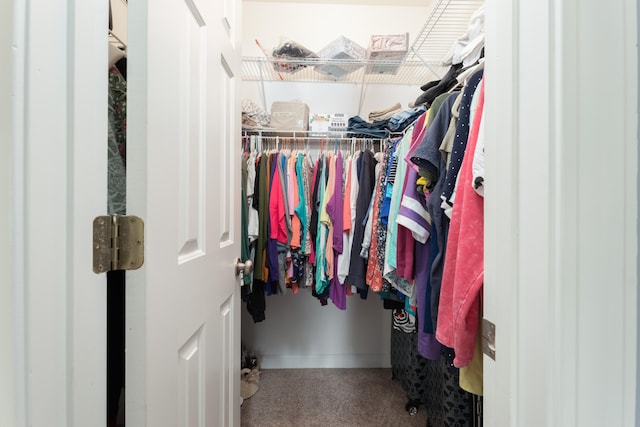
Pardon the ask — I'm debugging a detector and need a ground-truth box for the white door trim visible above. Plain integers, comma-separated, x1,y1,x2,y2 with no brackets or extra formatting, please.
2,0,108,425
484,0,638,425
2,0,27,425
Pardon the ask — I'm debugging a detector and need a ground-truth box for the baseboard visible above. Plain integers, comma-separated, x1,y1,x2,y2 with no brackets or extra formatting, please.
259,353,391,369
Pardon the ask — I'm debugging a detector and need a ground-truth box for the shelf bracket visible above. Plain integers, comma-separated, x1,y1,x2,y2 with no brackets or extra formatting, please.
258,61,268,112
410,47,443,81
357,71,367,117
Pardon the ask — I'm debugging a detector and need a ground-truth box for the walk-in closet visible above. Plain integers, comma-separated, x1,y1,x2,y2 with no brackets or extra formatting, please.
238,0,485,425
5,0,638,425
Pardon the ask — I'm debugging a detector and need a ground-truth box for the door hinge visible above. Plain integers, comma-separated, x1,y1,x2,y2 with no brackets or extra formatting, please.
93,215,144,273
481,318,496,360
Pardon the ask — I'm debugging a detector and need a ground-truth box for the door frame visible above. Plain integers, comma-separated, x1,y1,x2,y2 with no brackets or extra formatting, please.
484,0,638,425
2,0,108,425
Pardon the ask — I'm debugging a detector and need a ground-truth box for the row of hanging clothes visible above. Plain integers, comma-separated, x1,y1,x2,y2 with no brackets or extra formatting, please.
240,61,485,390
240,135,387,320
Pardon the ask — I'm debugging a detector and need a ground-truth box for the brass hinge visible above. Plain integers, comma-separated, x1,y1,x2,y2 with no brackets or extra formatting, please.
481,318,496,360
93,215,144,273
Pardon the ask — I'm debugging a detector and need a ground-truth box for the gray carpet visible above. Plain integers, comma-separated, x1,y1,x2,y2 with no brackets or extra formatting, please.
240,368,428,427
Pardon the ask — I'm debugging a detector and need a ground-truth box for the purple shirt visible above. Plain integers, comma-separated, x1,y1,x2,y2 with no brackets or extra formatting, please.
327,153,347,310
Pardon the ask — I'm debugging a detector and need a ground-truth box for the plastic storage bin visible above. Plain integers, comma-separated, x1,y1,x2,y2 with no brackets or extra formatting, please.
315,36,366,78
366,33,409,75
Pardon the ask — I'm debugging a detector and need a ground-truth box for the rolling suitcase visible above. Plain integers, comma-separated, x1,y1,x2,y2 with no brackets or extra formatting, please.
390,309,478,426
390,308,432,416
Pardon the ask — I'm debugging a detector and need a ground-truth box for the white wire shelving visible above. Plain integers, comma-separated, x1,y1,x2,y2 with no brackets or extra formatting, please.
241,0,484,86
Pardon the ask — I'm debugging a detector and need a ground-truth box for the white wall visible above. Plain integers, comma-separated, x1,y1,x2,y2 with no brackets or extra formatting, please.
240,1,429,369
242,2,432,60
242,292,392,369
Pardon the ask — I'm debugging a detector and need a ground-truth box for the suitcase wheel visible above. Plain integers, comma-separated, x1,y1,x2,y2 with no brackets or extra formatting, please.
405,401,419,416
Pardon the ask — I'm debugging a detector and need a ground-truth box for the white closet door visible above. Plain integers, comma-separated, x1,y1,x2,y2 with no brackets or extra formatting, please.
126,0,243,425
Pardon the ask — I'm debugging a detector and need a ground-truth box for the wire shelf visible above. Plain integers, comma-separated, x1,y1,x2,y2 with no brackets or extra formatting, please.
241,57,448,86
241,0,484,85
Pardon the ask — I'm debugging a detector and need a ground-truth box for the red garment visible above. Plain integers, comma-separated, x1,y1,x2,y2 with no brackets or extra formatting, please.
268,154,288,244
435,80,485,368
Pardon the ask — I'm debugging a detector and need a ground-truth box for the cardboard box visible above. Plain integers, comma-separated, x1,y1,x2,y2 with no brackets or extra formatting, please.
329,113,348,132
309,113,348,134
309,114,331,133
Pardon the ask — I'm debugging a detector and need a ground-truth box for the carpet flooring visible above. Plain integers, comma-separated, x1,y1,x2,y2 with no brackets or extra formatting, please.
240,368,428,427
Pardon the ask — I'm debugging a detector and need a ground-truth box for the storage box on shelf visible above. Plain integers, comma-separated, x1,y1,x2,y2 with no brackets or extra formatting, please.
314,36,366,78
270,101,310,131
365,33,409,75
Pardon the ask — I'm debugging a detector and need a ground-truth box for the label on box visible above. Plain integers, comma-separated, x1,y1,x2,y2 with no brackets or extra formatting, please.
310,114,331,133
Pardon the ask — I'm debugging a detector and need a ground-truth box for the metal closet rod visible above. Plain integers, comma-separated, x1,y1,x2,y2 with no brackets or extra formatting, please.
241,130,390,143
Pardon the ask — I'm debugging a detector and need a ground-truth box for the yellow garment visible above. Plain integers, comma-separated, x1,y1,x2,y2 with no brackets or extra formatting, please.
459,301,483,395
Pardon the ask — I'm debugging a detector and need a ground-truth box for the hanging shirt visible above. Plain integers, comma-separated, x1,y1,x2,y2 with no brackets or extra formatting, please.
436,79,485,368
443,81,482,217
338,156,355,284
361,155,383,260
294,153,308,251
368,143,394,293
290,155,302,250
269,153,288,245
396,166,430,244
440,69,484,207
328,153,347,310
326,152,345,257
266,154,281,293
302,154,315,288
347,150,377,292
414,240,442,360
320,155,336,280
383,129,413,297
409,92,460,332
246,151,259,242
365,156,387,293
315,157,330,294
254,153,270,283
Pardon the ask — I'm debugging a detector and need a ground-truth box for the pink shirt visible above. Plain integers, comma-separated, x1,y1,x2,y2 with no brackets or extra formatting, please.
435,79,485,367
